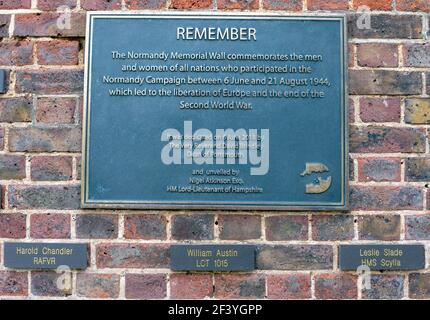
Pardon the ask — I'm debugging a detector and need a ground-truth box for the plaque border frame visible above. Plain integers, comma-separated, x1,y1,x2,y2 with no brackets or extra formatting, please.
81,12,349,211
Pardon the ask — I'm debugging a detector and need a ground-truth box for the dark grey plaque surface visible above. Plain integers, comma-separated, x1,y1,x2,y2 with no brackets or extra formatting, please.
171,245,255,271
4,242,88,270
339,244,425,271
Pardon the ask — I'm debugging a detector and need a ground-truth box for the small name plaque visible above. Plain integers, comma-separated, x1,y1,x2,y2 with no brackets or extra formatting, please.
4,242,88,270
171,245,255,271
339,244,425,271
0,69,6,93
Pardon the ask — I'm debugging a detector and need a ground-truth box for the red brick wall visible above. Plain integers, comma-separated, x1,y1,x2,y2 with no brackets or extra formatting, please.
0,0,429,300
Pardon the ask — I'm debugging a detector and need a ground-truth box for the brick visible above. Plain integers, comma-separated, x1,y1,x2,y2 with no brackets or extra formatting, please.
358,215,400,241
124,0,166,9
265,215,308,241
406,215,430,240
267,273,311,299
170,274,213,299
349,70,422,95
348,14,422,39
315,274,357,300
37,40,79,65
0,213,26,239
0,155,26,180
0,0,31,9
171,214,214,240
0,41,33,66
409,273,430,299
362,275,404,299
125,274,166,299
0,271,28,296
8,185,81,210
0,97,32,123
349,156,355,181
0,129,4,151
14,13,86,37
307,0,348,10
30,213,70,239
9,127,82,152
428,190,430,210
77,97,84,124
217,0,259,10
31,156,73,181
262,0,302,10
350,186,423,210
36,97,76,124
38,0,78,10
405,98,430,124
406,158,430,182
348,44,355,68
312,215,354,241
170,0,213,9
81,0,122,9
353,0,392,10
16,69,84,94
257,245,333,270
349,98,354,123
96,243,169,268
76,156,81,179
359,97,401,123
215,274,265,299
403,43,430,67
76,214,118,239
357,43,398,68
31,272,71,297
124,214,167,240
427,72,430,95
349,126,426,153
76,273,120,299
357,158,401,182
0,15,10,38
397,0,430,12
218,214,261,240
